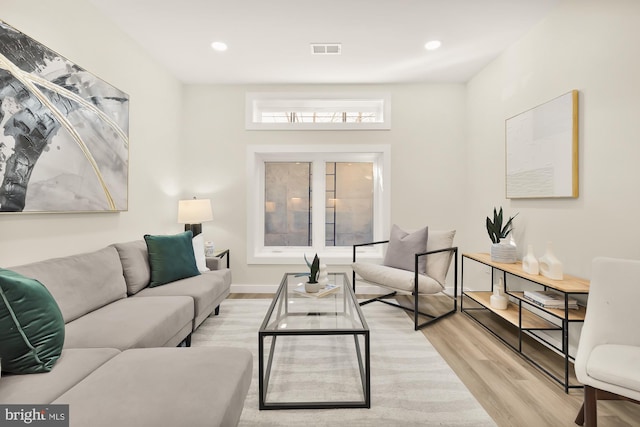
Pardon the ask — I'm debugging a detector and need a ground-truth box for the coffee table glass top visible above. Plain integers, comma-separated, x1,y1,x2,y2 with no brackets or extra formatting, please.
258,272,371,409
260,272,367,332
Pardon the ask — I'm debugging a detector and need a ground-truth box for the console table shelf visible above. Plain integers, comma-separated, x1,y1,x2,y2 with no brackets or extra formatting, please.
464,291,559,330
461,252,590,393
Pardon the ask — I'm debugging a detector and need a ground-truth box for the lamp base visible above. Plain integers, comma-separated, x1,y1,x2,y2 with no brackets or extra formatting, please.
184,223,202,236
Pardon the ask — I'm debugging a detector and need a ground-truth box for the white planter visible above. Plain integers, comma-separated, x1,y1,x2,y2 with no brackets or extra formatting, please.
490,241,517,263
305,282,321,293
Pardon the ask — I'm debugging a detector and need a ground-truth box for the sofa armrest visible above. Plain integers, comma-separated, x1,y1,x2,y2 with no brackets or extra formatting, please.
205,257,221,270
206,249,230,270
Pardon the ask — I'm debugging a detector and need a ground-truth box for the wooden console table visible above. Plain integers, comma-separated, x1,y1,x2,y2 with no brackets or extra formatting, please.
461,252,590,393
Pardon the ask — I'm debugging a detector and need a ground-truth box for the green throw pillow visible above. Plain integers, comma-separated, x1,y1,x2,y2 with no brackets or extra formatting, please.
0,269,65,374
144,231,201,287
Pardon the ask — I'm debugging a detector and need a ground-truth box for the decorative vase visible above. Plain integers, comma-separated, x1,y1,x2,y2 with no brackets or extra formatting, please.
539,241,563,280
522,244,539,275
204,241,215,256
490,240,517,263
317,264,329,287
305,282,321,293
490,278,509,310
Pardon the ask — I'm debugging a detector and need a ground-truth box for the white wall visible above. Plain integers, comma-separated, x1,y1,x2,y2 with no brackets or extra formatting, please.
0,0,184,266
465,0,640,281
6,0,632,291
180,84,467,288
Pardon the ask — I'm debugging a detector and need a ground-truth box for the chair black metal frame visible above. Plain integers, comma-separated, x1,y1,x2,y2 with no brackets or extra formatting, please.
352,240,458,330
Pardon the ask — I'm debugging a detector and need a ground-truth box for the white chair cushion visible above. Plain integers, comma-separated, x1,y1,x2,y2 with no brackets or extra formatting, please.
586,344,640,392
352,262,443,294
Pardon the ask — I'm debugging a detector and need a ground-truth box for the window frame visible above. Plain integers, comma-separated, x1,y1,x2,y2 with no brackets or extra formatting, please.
247,144,391,265
245,92,391,130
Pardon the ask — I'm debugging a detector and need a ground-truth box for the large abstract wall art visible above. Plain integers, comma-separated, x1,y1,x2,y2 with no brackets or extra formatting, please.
0,21,129,213
505,90,578,199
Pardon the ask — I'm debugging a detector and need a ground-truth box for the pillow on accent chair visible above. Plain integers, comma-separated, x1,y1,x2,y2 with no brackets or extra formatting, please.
192,233,210,273
0,269,65,374
383,225,429,273
144,231,201,287
425,229,456,286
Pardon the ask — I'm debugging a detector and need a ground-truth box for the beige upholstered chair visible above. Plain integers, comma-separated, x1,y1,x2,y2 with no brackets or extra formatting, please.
574,257,640,426
352,227,457,330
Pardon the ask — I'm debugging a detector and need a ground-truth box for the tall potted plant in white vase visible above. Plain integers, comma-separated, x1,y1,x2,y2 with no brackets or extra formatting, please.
486,207,518,263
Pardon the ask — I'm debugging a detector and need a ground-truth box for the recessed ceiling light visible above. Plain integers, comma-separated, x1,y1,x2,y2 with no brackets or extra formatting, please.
424,40,442,51
211,41,228,52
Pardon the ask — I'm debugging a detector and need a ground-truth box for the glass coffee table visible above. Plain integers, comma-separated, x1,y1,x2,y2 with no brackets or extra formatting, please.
258,272,370,410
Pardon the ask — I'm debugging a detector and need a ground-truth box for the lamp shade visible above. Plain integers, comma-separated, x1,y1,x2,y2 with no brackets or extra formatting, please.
178,199,213,224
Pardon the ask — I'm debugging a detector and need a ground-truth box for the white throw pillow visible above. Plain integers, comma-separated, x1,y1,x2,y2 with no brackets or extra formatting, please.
192,234,210,273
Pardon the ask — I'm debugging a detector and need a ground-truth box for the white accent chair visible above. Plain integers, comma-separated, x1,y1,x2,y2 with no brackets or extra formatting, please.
574,257,640,426
352,228,457,330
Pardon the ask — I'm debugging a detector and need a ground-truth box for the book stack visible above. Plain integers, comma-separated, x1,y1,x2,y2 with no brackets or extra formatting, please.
293,283,340,298
523,290,579,309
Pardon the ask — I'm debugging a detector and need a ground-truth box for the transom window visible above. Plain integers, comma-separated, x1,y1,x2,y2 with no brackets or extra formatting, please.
247,145,390,264
245,93,391,130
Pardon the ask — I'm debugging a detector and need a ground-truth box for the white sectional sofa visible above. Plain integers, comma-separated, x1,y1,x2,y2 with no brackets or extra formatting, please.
0,236,252,427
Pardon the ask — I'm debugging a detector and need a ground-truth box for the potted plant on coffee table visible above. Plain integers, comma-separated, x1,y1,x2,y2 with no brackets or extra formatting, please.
296,253,321,293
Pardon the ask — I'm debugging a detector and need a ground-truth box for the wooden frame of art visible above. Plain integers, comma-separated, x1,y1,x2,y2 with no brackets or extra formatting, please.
505,90,578,199
0,20,129,213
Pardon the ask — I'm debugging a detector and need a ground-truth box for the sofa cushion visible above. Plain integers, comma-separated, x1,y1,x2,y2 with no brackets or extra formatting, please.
352,262,443,294
63,296,194,350
111,240,151,295
383,224,429,273
0,348,120,404
53,347,253,427
10,246,127,323
134,270,231,328
0,269,65,374
144,231,200,287
586,344,640,392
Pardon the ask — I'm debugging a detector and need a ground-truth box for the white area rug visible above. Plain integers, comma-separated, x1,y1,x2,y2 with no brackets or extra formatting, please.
192,299,496,426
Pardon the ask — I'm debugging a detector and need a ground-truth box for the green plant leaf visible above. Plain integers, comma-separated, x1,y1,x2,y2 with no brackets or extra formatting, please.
486,216,497,243
487,206,517,243
309,254,320,283
304,253,312,269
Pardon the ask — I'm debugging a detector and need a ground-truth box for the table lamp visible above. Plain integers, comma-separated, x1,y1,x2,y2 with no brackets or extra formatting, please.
178,198,213,236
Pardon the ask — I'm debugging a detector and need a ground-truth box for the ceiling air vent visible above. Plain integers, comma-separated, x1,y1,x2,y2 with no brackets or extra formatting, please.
310,43,342,55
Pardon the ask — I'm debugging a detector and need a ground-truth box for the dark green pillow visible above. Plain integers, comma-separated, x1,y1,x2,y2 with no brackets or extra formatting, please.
144,231,200,287
0,269,65,374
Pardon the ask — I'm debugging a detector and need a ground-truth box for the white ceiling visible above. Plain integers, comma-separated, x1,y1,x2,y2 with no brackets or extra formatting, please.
88,0,560,85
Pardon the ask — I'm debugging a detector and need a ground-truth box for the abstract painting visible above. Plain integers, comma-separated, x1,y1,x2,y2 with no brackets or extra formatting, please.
505,90,578,199
0,21,129,213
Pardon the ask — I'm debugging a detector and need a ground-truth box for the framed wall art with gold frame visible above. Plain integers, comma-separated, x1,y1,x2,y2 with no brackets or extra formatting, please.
505,90,578,199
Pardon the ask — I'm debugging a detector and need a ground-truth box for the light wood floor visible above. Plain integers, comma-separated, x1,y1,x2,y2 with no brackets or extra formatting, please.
229,293,640,426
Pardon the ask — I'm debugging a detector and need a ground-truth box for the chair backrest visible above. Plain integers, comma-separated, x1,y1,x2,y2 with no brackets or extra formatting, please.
575,257,640,377
425,229,456,286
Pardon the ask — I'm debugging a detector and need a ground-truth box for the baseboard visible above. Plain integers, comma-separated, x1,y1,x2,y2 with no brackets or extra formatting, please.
230,283,390,294
231,283,458,296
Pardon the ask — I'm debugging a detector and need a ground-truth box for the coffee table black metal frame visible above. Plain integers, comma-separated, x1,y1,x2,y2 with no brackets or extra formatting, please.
258,272,370,410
